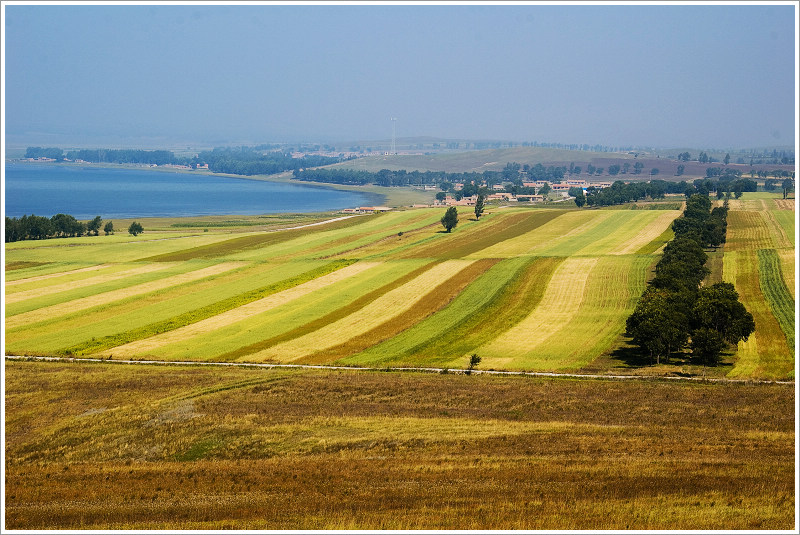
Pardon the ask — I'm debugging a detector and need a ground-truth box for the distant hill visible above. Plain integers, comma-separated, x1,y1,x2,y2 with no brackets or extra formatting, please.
330,146,636,174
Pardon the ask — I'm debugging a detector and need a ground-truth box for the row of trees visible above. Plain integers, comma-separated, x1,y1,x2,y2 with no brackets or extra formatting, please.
4,215,145,242
26,147,183,166
625,195,754,367
294,167,506,188
198,147,339,176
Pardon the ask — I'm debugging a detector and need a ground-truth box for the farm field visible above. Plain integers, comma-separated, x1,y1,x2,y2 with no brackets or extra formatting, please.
723,196,796,379
4,360,794,530
4,194,794,379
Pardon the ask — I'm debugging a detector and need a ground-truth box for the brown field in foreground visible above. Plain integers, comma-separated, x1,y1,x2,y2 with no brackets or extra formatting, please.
4,360,795,530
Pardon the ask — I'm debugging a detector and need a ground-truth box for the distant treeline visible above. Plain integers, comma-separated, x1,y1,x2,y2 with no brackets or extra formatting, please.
25,147,182,165
198,147,339,176
5,214,112,242
293,168,505,187
23,146,342,177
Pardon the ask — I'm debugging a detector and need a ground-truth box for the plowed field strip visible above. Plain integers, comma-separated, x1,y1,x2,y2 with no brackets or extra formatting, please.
58,260,356,356
298,258,499,363
341,256,563,367
757,249,795,351
5,264,111,286
240,260,477,362
5,263,174,304
723,250,794,379
141,216,367,262
402,211,564,260
214,261,437,361
100,261,380,358
479,257,599,362
5,263,244,331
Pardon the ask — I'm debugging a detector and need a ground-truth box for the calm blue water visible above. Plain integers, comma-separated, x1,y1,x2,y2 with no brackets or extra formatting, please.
4,163,374,219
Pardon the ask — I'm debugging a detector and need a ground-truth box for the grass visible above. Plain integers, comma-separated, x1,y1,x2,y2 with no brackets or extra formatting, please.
59,260,355,356
5,360,794,530
343,256,563,368
5,201,792,379
238,260,480,362
723,250,794,379
757,249,795,351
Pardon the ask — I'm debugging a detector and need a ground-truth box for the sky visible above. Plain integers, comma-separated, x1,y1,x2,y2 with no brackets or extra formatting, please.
2,2,797,150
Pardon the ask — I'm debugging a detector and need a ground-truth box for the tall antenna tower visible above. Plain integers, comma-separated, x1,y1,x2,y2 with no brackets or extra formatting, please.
390,117,397,154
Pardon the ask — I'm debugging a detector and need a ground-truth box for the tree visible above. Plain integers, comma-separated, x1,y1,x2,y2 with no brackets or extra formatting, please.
782,178,794,199
87,216,102,236
474,194,486,220
440,207,458,233
626,287,689,364
435,191,446,202
573,190,586,208
538,182,551,196
128,221,144,236
103,221,114,235
691,282,755,347
608,164,621,176
466,353,482,375
689,327,727,370
676,165,685,176
723,153,730,165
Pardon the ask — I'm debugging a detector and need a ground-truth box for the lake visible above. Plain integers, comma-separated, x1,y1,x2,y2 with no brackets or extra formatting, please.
3,163,375,219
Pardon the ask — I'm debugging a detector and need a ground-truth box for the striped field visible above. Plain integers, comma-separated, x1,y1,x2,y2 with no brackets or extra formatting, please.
4,197,793,379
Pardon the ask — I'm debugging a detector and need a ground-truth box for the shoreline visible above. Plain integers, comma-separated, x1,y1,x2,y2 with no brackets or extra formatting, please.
4,160,403,219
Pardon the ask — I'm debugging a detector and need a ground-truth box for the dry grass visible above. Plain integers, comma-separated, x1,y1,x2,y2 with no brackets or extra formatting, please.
4,360,794,530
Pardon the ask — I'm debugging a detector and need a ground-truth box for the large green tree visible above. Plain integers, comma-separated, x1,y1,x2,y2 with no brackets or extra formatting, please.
474,194,486,220
128,221,144,236
440,207,458,233
626,288,689,364
87,216,102,236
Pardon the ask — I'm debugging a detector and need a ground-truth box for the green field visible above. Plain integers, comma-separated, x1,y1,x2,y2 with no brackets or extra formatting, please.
5,195,794,379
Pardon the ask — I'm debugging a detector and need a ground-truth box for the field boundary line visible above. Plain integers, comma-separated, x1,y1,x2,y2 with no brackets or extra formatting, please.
5,355,793,385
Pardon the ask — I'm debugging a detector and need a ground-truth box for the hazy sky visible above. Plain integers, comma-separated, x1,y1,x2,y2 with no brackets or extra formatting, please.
3,2,797,149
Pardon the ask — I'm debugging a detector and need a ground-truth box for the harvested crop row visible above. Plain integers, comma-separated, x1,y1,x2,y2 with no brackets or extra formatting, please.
505,255,652,371
770,209,795,247
208,261,435,362
477,257,599,368
99,261,380,359
239,260,478,362
725,211,775,251
340,256,562,367
473,210,608,258
298,258,499,363
609,211,681,255
399,210,561,260
757,249,795,351
5,263,175,304
219,210,437,262
5,263,111,287
777,249,795,299
60,260,356,356
723,250,794,379
5,262,244,332
5,261,320,351
141,216,367,262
